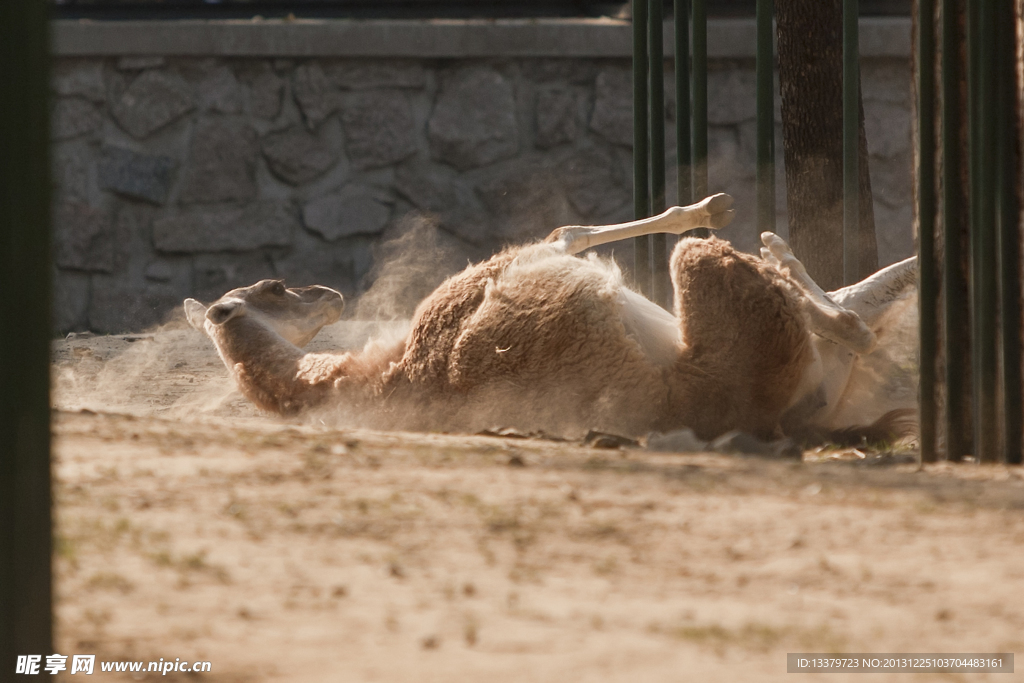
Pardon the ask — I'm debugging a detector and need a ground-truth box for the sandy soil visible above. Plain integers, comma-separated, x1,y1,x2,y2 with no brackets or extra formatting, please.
50,325,1024,682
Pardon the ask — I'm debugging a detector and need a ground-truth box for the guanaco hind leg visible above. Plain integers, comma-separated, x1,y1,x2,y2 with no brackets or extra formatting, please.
760,231,876,354
545,193,735,256
828,255,918,328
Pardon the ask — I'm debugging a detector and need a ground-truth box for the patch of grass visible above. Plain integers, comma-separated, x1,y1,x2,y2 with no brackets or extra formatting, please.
656,620,846,654
148,548,230,583
85,572,135,594
54,534,78,567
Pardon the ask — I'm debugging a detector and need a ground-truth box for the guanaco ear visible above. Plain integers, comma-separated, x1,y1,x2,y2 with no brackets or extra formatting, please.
206,300,244,326
183,299,208,330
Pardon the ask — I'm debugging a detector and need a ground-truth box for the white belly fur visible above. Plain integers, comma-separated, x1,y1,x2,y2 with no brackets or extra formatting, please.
616,287,681,366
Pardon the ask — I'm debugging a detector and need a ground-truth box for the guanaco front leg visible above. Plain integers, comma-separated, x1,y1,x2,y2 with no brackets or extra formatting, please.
760,231,876,354
545,193,735,256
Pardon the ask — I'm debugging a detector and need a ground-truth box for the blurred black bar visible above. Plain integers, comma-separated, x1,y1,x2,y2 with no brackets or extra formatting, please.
1,0,55,678
52,0,912,20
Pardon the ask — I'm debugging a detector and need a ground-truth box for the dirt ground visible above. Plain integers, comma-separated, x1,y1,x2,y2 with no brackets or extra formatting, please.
50,325,1024,682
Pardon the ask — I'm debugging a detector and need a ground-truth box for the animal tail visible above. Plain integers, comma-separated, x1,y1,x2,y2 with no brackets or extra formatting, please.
826,408,919,448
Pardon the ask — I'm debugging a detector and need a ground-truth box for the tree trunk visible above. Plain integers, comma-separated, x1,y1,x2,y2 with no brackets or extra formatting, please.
776,0,879,291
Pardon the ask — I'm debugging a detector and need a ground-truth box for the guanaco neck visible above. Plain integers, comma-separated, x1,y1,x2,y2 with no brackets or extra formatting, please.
206,314,330,415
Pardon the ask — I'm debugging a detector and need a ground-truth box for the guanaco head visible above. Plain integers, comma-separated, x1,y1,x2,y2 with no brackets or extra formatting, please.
184,280,345,348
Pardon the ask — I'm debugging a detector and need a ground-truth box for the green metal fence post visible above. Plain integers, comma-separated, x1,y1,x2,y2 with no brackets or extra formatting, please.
941,0,968,462
918,0,938,463
996,0,1023,465
970,0,998,463
1,0,55,674
675,0,693,211
633,0,652,297
842,0,860,286
692,0,708,199
756,0,776,237
650,0,670,308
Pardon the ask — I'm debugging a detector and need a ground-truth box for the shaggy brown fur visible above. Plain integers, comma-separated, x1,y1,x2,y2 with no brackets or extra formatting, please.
188,236,817,440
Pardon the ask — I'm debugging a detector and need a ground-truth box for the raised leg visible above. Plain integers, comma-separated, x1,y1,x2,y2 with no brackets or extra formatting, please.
545,193,735,255
827,255,918,327
665,237,816,439
760,232,876,354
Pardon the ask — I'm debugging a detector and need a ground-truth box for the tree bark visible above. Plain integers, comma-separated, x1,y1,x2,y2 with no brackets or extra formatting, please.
776,0,878,291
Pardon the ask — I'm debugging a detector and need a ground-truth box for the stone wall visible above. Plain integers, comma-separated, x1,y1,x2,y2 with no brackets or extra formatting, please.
50,18,914,334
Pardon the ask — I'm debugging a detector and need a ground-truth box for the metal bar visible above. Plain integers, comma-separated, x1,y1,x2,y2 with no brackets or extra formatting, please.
649,0,670,308
842,0,860,286
633,0,651,296
755,0,775,237
675,0,692,209
692,0,708,199
967,0,981,461
968,0,998,463
996,0,1022,465
977,0,998,463
0,0,54,671
918,0,937,463
941,0,968,462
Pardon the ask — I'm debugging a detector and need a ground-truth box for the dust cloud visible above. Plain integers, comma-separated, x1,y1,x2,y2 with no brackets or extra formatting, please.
352,212,468,321
51,215,470,424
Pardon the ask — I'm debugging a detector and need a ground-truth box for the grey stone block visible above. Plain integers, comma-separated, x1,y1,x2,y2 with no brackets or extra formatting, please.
111,70,196,139
589,68,632,147
193,252,277,302
54,202,114,273
476,160,572,242
52,97,103,141
558,147,629,218
53,268,91,333
302,184,391,240
865,100,911,159
707,126,753,184
153,202,297,253
428,67,519,170
394,157,458,213
52,60,106,102
874,200,914,266
88,280,182,333
116,56,167,71
293,61,339,129
862,59,912,105
394,159,491,246
179,118,259,204
707,67,756,124
198,65,244,114
52,144,94,203
144,260,176,282
111,203,156,273
520,59,601,85
243,64,285,120
270,228,360,293
535,86,577,149
339,90,417,170
869,152,912,209
326,60,427,90
97,146,177,205
261,125,340,186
